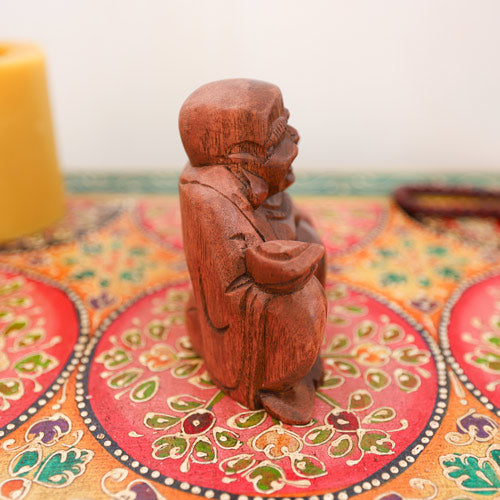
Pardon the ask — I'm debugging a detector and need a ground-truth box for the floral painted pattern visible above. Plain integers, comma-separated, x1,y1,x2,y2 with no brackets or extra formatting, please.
441,445,500,495
1,191,499,499
444,272,500,411
0,269,82,429
295,199,389,256
440,404,500,496
419,215,500,261
101,468,166,499
0,413,93,498
135,198,184,250
0,199,122,253
83,280,441,495
331,209,486,333
136,197,389,257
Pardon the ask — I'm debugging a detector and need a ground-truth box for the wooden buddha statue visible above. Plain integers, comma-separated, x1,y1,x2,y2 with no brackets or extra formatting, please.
178,79,327,424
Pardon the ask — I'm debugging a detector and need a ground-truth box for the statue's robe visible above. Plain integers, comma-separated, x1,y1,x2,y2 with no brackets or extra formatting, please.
179,164,326,414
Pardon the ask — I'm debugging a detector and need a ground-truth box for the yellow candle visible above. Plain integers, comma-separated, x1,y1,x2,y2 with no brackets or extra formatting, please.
0,42,64,242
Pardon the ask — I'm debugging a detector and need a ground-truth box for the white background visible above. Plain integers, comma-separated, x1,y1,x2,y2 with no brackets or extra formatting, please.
2,0,500,173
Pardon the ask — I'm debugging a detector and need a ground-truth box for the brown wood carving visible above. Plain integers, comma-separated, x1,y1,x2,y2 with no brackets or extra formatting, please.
178,79,327,424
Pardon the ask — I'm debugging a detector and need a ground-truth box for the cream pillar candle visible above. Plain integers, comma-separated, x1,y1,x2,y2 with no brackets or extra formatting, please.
0,42,64,242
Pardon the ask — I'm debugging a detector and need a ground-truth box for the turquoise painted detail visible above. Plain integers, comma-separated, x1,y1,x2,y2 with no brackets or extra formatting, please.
65,172,500,196
441,453,500,495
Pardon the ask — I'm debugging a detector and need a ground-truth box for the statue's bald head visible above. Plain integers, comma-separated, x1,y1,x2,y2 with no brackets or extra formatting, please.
179,79,285,167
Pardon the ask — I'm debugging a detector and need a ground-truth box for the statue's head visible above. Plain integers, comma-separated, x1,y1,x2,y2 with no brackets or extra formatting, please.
179,79,299,195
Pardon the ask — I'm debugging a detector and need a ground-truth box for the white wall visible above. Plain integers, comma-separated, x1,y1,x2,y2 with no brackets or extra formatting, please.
2,0,500,173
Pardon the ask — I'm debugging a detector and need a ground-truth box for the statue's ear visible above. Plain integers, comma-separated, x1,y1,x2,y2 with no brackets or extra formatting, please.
241,169,269,208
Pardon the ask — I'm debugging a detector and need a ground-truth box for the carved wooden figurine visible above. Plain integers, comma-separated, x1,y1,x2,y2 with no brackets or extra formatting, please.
178,79,327,425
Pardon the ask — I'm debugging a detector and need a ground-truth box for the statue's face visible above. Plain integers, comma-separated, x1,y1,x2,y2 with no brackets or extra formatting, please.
180,79,299,196
229,105,300,196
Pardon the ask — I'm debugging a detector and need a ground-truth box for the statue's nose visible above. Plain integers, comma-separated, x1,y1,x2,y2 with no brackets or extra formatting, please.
287,125,300,144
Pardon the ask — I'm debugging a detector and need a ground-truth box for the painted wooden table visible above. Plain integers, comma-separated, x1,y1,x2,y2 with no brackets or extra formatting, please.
1,173,500,500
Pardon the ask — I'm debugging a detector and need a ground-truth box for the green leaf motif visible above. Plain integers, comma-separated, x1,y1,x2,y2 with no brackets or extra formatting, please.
0,279,22,295
484,334,500,350
10,449,41,477
381,324,404,344
172,361,201,378
120,270,143,283
121,329,143,349
96,348,131,370
427,245,447,256
0,310,12,321
14,330,44,350
246,462,286,494
393,346,430,366
395,369,421,393
5,295,31,307
359,431,394,454
165,314,184,326
34,449,94,487
3,318,28,337
191,436,217,464
129,376,159,403
332,359,359,377
188,372,215,389
490,447,500,467
356,320,377,340
328,434,354,458
320,373,344,389
14,353,57,376
167,394,205,413
0,378,24,399
338,304,366,316
152,434,188,460
470,350,500,373
440,452,500,494
176,336,194,352
381,272,407,287
71,270,95,280
378,248,398,258
144,412,180,430
363,406,396,424
303,425,334,446
107,368,142,389
219,454,255,475
326,285,347,301
292,455,327,478
437,266,461,281
213,427,241,449
148,320,168,340
364,368,390,391
328,334,349,352
227,410,267,430
418,276,431,287
348,390,373,411
166,289,189,305
327,315,348,326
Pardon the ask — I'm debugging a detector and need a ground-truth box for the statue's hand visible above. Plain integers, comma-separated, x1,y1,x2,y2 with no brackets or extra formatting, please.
245,240,324,294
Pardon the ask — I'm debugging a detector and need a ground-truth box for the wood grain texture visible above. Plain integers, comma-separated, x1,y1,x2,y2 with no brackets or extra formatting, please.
178,79,327,424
